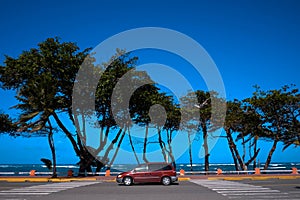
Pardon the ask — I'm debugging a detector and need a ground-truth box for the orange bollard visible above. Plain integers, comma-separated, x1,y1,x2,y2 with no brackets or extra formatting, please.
30,170,36,176
217,168,222,175
179,169,185,176
291,167,298,174
105,169,111,176
255,168,261,175
67,170,73,177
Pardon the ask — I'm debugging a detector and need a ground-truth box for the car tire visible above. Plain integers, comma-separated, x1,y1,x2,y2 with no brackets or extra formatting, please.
161,176,171,186
123,176,132,186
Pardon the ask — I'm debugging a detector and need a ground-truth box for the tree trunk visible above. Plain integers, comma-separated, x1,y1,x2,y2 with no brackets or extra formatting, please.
52,112,81,156
202,124,209,172
188,133,193,171
225,128,245,170
225,130,239,171
86,164,93,176
166,130,175,168
53,112,103,176
76,129,92,176
78,160,88,176
264,139,278,170
102,128,123,163
47,120,57,178
157,127,167,162
77,148,97,176
253,137,258,169
96,126,111,154
128,127,140,165
109,130,126,166
242,136,246,162
95,160,105,173
245,148,260,167
143,124,149,163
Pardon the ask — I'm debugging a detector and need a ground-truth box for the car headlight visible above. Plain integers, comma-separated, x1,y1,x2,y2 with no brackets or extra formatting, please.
117,175,122,178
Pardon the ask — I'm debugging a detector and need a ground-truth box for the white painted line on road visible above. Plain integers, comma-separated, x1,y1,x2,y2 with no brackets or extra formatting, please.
289,191,300,193
280,199,300,200
9,189,63,192
190,180,289,199
227,197,290,200
221,192,284,196
1,190,60,193
2,199,26,200
212,187,270,190
0,181,100,198
0,192,50,195
19,188,65,190
227,198,291,200
217,191,278,195
226,195,291,199
217,190,280,193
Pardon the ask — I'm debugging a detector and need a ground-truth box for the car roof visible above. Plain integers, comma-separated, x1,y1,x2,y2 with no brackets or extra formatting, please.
139,162,173,165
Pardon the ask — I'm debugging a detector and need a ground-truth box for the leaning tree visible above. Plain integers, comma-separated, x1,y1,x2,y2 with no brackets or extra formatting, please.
0,38,174,174
246,85,300,170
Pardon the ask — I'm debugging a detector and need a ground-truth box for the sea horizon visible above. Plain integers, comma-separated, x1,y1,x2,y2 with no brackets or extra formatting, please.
1,162,300,175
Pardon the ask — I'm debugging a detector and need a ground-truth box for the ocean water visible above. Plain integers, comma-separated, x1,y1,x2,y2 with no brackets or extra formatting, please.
0,162,299,176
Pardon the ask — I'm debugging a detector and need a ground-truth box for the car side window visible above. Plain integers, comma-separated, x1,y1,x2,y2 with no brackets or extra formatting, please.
134,164,148,172
148,164,172,171
148,164,161,171
162,165,172,170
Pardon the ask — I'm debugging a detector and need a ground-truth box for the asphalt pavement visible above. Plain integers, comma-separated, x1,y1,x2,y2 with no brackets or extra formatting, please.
0,179,299,200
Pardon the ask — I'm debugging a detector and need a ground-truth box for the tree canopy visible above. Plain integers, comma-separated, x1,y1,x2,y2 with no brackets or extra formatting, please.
0,111,16,135
0,37,299,174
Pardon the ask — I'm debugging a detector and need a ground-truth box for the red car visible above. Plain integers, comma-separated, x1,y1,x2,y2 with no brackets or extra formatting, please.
116,162,178,186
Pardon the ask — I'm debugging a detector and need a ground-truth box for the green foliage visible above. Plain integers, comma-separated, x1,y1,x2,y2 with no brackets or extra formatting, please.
1,36,299,172
246,85,300,145
41,158,52,170
244,85,300,169
0,37,94,174
225,99,264,141
0,37,90,133
0,112,17,134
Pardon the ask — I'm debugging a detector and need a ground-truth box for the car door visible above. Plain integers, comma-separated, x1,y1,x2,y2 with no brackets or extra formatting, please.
148,164,163,182
131,164,150,183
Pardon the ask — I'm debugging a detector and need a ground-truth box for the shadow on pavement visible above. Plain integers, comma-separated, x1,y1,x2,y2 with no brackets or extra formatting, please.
118,182,180,186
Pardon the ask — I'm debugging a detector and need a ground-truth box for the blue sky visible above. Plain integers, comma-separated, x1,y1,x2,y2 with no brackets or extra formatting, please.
0,0,300,164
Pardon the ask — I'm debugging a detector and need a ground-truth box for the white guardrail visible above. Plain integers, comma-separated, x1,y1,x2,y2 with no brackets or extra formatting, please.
178,169,296,175
0,172,113,176
0,169,298,176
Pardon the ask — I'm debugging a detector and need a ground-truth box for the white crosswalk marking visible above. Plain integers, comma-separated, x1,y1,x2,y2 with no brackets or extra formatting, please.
190,180,291,199
0,181,100,199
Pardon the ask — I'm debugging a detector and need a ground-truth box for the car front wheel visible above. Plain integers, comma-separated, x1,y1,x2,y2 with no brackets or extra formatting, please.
123,177,132,186
161,176,171,186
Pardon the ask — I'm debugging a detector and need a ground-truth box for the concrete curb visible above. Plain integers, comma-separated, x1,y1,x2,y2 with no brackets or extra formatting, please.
178,177,191,181
0,177,98,183
204,175,300,181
